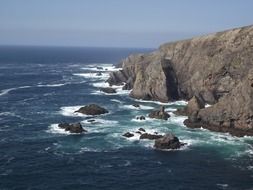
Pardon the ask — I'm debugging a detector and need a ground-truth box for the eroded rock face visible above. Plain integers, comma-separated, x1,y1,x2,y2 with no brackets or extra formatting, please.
107,25,253,135
149,106,170,120
154,133,183,150
75,104,108,115
58,123,86,133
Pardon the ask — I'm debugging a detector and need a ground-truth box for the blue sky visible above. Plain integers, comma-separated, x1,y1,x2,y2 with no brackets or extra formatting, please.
0,0,252,48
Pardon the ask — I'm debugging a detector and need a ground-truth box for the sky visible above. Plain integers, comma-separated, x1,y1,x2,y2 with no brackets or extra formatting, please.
0,0,253,48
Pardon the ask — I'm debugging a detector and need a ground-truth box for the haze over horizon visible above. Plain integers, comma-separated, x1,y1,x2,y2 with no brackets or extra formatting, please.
0,0,253,48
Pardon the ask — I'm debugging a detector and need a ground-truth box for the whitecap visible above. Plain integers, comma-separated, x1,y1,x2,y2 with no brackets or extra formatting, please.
110,99,123,103
0,86,32,96
82,118,118,125
81,64,121,72
73,73,109,80
134,99,188,106
168,115,187,126
36,83,67,87
46,124,71,135
59,106,86,117
122,104,154,110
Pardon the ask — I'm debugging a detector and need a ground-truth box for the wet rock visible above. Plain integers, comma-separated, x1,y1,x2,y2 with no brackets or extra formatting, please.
75,104,109,115
132,104,140,108
138,128,146,132
58,122,86,134
123,132,134,138
140,133,163,140
148,106,170,120
87,119,96,123
100,87,116,94
154,133,182,150
136,116,146,120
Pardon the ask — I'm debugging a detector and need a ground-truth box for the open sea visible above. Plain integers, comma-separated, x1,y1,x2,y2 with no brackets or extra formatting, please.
0,46,253,190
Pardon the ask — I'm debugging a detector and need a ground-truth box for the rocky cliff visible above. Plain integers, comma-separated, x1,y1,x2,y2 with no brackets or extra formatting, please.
107,25,253,136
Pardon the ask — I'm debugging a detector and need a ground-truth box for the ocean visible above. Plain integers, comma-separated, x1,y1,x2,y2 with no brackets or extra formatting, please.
0,46,252,190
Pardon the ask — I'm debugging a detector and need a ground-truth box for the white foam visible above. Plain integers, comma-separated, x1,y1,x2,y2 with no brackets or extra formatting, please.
134,99,188,106
46,124,71,135
73,73,109,80
110,99,123,103
82,118,118,125
59,106,87,117
81,64,121,72
205,104,212,108
0,86,31,96
169,115,187,126
165,108,177,112
123,104,154,110
37,83,67,87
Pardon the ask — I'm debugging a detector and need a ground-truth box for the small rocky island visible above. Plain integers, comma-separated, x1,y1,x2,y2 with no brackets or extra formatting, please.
107,25,253,137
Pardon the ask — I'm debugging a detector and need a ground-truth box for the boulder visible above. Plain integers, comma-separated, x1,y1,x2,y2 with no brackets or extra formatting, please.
148,106,170,120
58,122,86,134
154,133,182,150
123,132,134,138
138,128,146,132
100,87,116,94
75,104,108,115
140,133,163,140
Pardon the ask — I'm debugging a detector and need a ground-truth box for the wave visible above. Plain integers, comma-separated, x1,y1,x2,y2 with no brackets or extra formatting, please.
82,118,118,125
168,114,187,126
81,64,121,72
46,124,71,135
110,99,123,104
134,99,188,106
59,105,87,117
36,83,67,87
73,73,109,80
0,86,31,97
122,104,154,110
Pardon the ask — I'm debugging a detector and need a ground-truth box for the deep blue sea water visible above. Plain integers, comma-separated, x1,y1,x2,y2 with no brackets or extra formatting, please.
0,46,253,190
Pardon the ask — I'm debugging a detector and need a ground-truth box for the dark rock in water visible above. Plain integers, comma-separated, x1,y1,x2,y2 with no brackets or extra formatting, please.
136,116,146,120
138,128,146,132
132,104,140,108
140,133,163,140
123,132,134,138
154,133,182,150
149,106,170,120
96,72,102,76
75,104,109,115
58,122,86,134
96,66,103,70
100,87,116,94
87,119,96,123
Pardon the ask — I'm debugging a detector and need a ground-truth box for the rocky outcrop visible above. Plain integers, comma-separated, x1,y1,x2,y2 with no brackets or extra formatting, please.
100,87,116,94
123,132,134,138
136,116,146,120
108,25,253,136
75,104,108,115
154,133,183,150
148,106,170,120
58,123,86,133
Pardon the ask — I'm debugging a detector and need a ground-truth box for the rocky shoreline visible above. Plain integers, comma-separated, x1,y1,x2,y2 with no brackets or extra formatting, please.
107,25,253,137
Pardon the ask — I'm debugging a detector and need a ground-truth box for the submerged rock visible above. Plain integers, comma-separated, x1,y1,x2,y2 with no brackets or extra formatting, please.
75,104,109,115
154,133,182,150
100,87,116,94
58,122,86,134
123,132,134,138
149,106,170,120
96,66,103,70
96,72,102,76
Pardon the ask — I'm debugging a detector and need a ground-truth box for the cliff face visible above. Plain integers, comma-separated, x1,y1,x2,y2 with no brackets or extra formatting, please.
107,25,253,136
